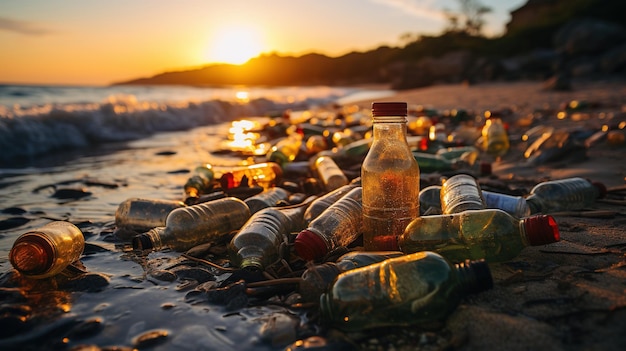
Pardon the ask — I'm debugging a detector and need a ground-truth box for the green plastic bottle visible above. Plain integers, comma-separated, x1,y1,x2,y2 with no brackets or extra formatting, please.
184,164,215,200
319,251,493,331
395,209,560,263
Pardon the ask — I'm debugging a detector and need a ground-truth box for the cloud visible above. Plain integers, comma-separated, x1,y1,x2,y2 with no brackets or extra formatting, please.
370,0,448,21
0,17,52,35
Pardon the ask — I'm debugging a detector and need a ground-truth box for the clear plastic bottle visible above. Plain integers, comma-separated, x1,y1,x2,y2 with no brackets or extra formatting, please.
115,197,185,232
299,251,404,302
219,162,283,190
525,177,606,214
184,164,215,199
132,197,251,252
397,209,560,263
440,174,486,214
481,117,510,157
419,185,444,215
9,221,85,279
244,187,291,214
266,132,303,166
362,102,420,250
228,200,311,271
312,156,348,192
303,180,361,225
295,187,363,261
319,251,493,331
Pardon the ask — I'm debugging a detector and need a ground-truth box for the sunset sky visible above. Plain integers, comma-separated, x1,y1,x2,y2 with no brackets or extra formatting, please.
1,0,525,86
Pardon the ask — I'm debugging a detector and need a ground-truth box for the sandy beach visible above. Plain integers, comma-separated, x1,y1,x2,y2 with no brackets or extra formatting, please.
1,79,625,351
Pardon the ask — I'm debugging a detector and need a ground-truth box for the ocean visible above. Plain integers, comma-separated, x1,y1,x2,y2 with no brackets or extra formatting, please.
0,84,394,167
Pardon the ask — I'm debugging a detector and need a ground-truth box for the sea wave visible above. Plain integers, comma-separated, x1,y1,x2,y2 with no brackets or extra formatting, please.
0,96,315,166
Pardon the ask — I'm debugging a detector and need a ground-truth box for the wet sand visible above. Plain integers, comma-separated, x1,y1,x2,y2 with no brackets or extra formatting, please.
0,79,625,350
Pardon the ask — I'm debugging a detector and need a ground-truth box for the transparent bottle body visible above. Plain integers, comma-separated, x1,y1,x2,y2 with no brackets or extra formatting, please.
314,156,348,192
319,252,467,331
266,133,303,166
221,162,282,189
136,197,251,252
303,182,360,225
244,187,290,214
115,197,185,232
440,174,485,214
526,177,600,214
184,165,214,199
228,203,309,270
362,118,420,250
482,118,510,157
9,221,85,279
399,209,528,262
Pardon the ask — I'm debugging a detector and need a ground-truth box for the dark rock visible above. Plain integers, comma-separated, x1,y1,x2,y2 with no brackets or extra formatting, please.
554,18,626,55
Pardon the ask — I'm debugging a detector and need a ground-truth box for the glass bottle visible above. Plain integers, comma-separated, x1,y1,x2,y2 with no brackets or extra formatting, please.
319,251,493,331
525,177,606,214
244,187,291,214
303,180,361,225
132,197,251,252
299,250,404,302
228,200,312,271
115,197,185,232
481,117,510,157
184,164,215,199
219,162,283,190
440,174,485,214
312,156,348,192
362,102,420,250
397,209,560,263
295,187,363,261
9,221,85,279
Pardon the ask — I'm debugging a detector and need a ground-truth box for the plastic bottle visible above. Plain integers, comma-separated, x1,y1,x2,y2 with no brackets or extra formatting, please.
362,102,420,250
266,132,303,166
319,251,493,331
412,151,489,175
244,187,291,214
525,177,606,214
312,156,349,192
219,162,283,190
228,200,312,271
115,197,185,232
132,197,251,252
295,187,363,261
420,185,531,218
396,209,560,263
481,117,510,157
440,174,485,214
299,251,405,302
9,221,85,279
303,180,361,225
184,164,215,199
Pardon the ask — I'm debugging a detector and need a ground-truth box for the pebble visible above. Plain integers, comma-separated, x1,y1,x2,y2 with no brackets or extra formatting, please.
131,329,169,348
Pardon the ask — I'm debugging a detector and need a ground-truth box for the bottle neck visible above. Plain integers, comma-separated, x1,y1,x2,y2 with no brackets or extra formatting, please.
454,259,493,294
132,227,165,251
372,117,408,141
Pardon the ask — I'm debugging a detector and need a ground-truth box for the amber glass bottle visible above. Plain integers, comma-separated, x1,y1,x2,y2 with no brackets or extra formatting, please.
9,221,85,279
319,251,493,331
361,102,420,250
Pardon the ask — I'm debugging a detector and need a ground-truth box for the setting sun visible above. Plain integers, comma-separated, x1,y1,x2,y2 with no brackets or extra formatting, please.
204,24,265,65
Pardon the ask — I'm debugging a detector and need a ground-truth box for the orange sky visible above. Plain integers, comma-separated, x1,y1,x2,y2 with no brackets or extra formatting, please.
0,0,525,86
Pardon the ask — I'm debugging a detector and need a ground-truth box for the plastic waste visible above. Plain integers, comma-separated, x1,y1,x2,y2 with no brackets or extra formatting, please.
228,200,312,271
219,162,283,190
419,185,531,217
362,102,420,250
9,221,85,279
244,187,291,214
526,177,606,214
312,156,348,192
319,251,493,331
303,180,361,225
440,174,486,214
481,117,509,157
184,164,215,200
132,197,251,252
395,209,560,263
295,187,363,261
115,197,185,232
266,132,303,166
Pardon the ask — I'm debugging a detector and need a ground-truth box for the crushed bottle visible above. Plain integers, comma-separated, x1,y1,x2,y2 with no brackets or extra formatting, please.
132,197,251,252
396,209,560,263
295,187,363,261
319,251,493,331
9,221,85,279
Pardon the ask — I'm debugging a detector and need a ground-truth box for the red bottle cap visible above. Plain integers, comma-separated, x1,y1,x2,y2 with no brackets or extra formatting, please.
372,102,407,117
294,230,328,261
10,235,54,275
523,215,560,246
